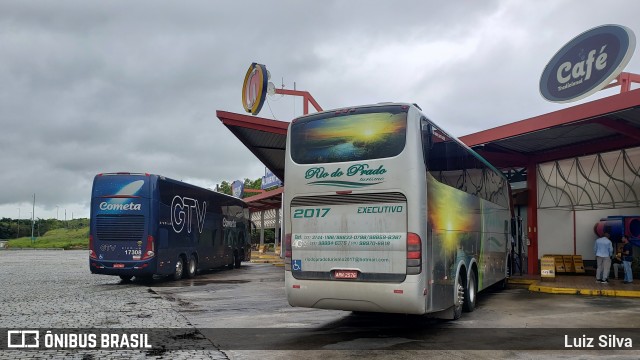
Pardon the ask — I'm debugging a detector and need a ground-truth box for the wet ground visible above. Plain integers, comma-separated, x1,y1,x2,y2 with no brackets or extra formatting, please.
2,250,639,359
149,262,640,359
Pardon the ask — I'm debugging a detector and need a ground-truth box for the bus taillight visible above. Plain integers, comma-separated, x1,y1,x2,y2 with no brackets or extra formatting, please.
141,235,155,260
284,233,292,271
89,235,97,259
407,232,422,275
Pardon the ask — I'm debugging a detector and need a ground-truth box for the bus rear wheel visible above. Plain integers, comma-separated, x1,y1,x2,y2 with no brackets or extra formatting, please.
173,257,185,280
463,271,477,312
186,255,197,278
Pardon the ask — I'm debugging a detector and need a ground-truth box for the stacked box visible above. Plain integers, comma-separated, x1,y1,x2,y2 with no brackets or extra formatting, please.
554,255,566,273
572,255,585,273
541,255,556,281
563,255,575,272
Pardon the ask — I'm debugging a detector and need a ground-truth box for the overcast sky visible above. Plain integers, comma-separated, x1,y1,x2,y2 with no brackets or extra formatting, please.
2,0,640,220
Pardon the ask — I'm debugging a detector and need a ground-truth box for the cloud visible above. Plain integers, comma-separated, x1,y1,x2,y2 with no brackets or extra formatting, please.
1,0,640,218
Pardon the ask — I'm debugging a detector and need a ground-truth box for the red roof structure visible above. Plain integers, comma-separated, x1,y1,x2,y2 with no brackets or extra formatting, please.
217,80,640,274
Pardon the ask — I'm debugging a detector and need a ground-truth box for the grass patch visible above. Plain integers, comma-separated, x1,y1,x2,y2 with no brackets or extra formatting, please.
7,227,89,249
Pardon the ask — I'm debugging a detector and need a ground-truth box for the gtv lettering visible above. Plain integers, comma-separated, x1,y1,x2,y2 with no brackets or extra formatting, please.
171,196,207,234
556,45,607,86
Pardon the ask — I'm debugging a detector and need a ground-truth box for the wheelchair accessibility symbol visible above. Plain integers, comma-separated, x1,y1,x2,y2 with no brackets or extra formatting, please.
292,260,302,271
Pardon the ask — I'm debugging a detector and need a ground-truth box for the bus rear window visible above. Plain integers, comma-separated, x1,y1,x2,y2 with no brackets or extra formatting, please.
92,175,150,198
290,106,407,164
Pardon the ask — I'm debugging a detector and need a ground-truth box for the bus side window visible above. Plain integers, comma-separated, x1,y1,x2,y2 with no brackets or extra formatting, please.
421,118,432,166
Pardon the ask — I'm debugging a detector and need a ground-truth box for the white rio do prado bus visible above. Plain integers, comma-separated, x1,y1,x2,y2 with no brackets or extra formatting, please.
284,103,513,319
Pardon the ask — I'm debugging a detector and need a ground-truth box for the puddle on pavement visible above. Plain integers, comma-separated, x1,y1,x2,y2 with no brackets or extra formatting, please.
95,276,251,288
150,278,250,287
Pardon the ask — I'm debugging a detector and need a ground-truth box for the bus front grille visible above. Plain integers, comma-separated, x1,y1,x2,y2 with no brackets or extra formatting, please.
96,215,145,242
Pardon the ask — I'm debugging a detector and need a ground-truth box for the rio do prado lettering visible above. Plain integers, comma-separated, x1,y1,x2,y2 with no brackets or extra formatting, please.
305,163,387,180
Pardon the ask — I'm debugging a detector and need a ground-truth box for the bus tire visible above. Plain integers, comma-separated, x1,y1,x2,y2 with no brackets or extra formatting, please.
173,257,185,280
453,273,464,320
234,251,243,268
463,271,477,312
186,255,197,278
119,275,133,282
499,255,511,290
227,252,235,269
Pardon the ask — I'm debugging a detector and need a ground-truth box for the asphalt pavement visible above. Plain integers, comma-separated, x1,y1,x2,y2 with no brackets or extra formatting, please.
2,249,640,360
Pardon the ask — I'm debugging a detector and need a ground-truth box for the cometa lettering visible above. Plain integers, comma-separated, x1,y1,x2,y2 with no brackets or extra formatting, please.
222,219,237,228
357,205,403,214
100,202,141,211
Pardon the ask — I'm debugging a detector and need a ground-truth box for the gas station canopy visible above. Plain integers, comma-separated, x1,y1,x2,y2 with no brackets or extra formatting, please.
218,88,640,177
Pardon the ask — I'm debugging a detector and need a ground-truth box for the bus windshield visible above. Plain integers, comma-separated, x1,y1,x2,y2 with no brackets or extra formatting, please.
290,105,407,164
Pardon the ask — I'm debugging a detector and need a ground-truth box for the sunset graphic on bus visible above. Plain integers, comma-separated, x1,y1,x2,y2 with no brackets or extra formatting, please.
291,112,406,164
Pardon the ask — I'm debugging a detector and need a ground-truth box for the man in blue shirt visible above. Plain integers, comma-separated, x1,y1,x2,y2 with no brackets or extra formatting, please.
621,236,634,284
594,233,613,283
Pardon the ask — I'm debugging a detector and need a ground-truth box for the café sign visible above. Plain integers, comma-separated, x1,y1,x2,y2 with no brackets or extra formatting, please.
539,25,635,103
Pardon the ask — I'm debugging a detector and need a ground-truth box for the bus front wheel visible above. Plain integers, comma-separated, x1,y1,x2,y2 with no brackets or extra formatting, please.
173,257,184,280
453,273,464,320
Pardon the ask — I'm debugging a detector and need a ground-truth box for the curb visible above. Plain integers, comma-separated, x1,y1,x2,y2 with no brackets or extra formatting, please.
507,278,537,286
250,255,284,266
251,259,283,264
528,283,640,298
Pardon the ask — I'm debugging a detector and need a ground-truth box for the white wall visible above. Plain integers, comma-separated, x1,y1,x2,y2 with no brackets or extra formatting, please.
537,207,640,260
538,209,573,257
535,147,640,260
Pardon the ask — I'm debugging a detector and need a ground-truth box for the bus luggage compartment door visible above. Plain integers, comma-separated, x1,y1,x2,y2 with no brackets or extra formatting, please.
290,198,407,282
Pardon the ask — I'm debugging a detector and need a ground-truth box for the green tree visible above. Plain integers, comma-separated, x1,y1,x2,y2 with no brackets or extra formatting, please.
244,177,262,190
216,181,232,195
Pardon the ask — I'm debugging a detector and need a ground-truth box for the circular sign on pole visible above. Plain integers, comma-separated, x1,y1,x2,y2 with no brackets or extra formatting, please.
540,24,636,103
242,63,268,115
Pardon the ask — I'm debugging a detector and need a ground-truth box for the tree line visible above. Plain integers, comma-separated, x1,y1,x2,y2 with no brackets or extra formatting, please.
0,218,88,239
0,178,266,239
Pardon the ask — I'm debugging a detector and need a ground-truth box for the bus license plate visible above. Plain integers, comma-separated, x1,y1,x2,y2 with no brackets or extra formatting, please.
334,270,358,279
113,263,125,268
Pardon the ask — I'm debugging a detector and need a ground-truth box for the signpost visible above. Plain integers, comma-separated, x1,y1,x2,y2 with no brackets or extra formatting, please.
231,180,245,198
261,168,282,190
241,62,323,116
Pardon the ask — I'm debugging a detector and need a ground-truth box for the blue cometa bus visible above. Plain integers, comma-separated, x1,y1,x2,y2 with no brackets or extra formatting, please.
89,172,251,281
